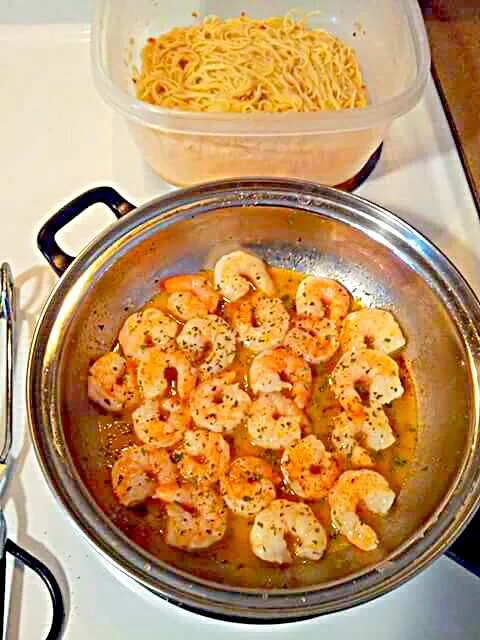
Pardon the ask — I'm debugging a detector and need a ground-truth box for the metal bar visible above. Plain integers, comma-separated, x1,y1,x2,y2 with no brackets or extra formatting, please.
0,264,14,467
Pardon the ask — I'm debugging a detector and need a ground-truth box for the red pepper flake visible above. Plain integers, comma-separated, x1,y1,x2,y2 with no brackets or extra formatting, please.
144,334,154,347
126,360,137,375
180,503,197,516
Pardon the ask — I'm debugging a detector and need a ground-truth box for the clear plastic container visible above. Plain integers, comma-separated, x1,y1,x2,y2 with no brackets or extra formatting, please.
92,0,430,186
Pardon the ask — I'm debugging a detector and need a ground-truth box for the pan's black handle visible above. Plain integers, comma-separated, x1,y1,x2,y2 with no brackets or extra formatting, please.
1,539,65,639
38,187,136,277
445,508,480,577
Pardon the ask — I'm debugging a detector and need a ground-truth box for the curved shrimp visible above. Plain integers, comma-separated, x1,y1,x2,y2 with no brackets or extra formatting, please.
340,309,406,354
111,445,176,507
249,347,312,409
190,371,251,434
220,456,277,517
177,315,236,377
214,250,275,301
247,392,308,450
296,276,351,324
178,429,230,484
284,316,339,365
118,308,178,360
332,408,395,467
132,397,190,448
137,347,197,400
281,435,340,500
250,499,327,563
163,273,220,321
331,348,404,416
165,484,228,551
329,470,396,551
227,296,290,353
88,352,140,413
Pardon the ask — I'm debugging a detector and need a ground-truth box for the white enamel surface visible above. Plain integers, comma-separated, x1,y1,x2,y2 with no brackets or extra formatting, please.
1,3,480,638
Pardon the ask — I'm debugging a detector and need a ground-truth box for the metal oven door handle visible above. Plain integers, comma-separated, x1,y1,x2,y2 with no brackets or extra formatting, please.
37,187,136,276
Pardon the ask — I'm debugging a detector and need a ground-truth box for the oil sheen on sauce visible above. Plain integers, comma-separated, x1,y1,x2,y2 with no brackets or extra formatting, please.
73,268,418,589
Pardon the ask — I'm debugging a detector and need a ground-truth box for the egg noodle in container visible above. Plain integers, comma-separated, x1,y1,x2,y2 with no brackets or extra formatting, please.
135,13,369,114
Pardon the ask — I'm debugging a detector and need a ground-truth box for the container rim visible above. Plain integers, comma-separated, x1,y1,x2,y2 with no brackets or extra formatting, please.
91,0,431,136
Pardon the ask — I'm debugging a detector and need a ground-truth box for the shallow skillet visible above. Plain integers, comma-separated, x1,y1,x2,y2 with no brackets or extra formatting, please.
29,179,480,622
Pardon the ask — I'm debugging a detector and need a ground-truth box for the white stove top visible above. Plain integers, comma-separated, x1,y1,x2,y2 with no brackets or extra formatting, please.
1,12,480,640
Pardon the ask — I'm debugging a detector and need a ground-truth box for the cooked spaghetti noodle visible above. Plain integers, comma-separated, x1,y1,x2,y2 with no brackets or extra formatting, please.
135,13,368,113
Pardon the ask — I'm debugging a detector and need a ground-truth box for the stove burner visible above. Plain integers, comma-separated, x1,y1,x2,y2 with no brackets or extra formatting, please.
335,143,383,192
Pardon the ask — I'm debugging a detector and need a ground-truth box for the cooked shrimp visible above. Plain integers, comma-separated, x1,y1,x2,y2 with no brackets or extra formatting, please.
111,445,175,507
163,274,220,321
154,482,184,504
247,392,308,450
281,435,340,500
249,347,312,409
177,315,236,377
329,470,396,551
132,397,190,448
332,408,395,467
284,316,339,365
191,371,251,434
350,447,376,468
88,352,140,412
165,484,228,551
227,296,290,353
250,499,327,563
220,456,277,517
340,309,406,354
137,347,197,400
296,276,351,324
214,250,275,301
153,463,186,503
118,308,178,360
331,348,404,415
178,430,230,484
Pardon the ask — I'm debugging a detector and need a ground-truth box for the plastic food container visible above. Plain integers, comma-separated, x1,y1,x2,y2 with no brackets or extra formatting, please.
92,0,430,186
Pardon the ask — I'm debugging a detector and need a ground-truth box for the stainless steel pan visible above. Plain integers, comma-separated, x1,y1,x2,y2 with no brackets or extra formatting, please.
28,179,480,621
